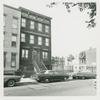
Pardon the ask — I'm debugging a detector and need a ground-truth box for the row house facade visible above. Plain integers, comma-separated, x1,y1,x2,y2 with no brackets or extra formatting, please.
19,7,52,74
3,5,21,73
3,5,52,75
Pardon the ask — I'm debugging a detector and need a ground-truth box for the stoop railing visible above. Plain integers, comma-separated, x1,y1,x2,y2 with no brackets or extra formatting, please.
33,60,47,73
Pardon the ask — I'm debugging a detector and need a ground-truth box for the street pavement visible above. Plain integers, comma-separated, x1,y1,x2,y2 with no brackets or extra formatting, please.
4,79,96,96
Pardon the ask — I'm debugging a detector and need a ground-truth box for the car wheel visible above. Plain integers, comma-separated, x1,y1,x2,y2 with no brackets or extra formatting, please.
45,79,49,83
64,77,67,81
82,76,85,80
7,80,15,87
72,76,75,79
36,77,40,82
75,76,78,79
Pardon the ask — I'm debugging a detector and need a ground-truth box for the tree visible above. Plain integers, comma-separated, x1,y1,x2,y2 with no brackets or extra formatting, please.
79,51,86,64
67,54,75,62
46,1,96,29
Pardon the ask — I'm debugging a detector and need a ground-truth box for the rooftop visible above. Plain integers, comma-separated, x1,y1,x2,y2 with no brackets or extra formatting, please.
19,7,52,20
4,4,20,12
4,4,52,20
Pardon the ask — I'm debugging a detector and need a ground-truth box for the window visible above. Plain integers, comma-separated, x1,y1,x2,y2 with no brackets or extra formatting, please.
30,21,35,29
26,50,28,58
3,32,5,41
3,15,6,27
42,52,48,59
21,18,26,27
22,49,28,58
45,25,49,33
12,17,18,29
45,38,49,46
11,53,16,68
38,23,42,32
4,52,7,68
21,33,25,42
30,35,34,44
22,49,25,58
12,34,17,47
38,37,42,45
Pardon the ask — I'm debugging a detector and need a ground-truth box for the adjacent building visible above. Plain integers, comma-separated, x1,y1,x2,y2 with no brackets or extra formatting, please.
52,57,65,71
3,5,21,73
19,7,52,74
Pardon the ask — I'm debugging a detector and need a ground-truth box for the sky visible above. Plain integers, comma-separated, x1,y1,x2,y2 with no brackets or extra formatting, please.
3,0,99,58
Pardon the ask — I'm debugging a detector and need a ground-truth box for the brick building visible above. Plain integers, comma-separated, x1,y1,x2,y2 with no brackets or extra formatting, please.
19,7,52,74
3,5,21,73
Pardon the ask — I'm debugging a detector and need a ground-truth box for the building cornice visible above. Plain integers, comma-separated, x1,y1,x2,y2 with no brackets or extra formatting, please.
19,7,52,20
4,4,20,12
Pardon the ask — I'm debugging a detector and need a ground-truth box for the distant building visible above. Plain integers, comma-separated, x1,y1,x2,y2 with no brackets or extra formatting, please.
66,48,96,73
4,5,21,73
66,55,75,72
52,57,65,71
79,48,96,73
19,7,52,74
72,55,79,73
66,62,73,72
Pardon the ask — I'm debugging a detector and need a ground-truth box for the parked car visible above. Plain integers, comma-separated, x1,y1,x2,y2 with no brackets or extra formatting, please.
72,72,96,79
35,70,69,83
4,75,21,87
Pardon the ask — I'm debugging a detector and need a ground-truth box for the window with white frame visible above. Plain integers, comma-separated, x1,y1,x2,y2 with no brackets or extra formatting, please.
30,21,35,29
3,15,6,27
21,33,25,42
21,18,26,27
11,53,16,68
22,49,25,58
38,23,42,32
30,35,34,44
22,49,28,58
45,38,49,46
45,25,49,33
26,50,28,58
11,34,17,47
4,52,7,68
12,17,18,29
38,37,42,45
42,52,48,59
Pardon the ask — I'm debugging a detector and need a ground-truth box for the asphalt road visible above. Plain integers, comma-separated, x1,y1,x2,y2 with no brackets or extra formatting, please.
4,79,96,96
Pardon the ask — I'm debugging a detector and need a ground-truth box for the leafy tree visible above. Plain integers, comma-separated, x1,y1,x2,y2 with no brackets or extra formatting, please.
46,1,96,29
67,54,75,62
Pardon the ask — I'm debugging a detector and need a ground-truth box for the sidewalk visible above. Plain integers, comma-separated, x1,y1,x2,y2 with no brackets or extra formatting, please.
20,78,38,84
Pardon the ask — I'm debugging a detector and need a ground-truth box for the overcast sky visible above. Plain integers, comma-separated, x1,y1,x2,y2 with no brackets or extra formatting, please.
4,0,99,58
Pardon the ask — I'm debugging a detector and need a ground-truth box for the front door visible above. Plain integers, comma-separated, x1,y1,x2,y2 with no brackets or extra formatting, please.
32,50,41,72
32,50,40,62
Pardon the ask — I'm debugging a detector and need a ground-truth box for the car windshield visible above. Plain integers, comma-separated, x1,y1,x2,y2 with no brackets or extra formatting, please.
77,72,95,75
44,70,54,74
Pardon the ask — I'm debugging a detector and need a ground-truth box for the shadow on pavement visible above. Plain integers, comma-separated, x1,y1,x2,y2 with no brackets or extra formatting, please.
4,81,39,88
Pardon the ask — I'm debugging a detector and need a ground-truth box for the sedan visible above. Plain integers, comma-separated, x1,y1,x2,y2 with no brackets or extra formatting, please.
36,70,69,83
4,75,21,87
72,72,96,79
